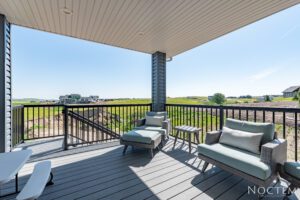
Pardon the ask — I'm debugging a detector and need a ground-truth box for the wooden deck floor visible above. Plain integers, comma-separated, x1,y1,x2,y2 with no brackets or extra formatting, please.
0,137,299,200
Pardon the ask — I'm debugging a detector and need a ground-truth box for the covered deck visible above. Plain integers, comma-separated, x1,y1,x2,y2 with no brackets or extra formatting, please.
1,137,298,200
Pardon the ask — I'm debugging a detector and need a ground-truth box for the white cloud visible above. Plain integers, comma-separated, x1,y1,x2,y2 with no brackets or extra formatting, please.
250,68,279,81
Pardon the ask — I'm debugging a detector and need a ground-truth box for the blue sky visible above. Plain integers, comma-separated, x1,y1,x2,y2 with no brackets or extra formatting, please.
12,4,300,99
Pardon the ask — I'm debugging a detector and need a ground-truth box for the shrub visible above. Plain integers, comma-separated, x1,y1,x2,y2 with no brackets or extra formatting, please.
294,91,300,100
293,93,299,101
210,93,226,105
264,95,272,102
297,91,300,105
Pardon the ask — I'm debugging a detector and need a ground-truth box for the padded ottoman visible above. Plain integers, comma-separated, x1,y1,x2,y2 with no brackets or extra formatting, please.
120,130,162,158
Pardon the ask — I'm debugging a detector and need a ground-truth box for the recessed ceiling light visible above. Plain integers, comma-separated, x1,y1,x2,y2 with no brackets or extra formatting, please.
62,7,73,15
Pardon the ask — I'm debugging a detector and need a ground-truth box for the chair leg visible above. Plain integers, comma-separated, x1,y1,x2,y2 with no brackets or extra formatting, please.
47,172,54,186
196,132,200,144
149,148,154,158
123,145,128,155
188,133,191,154
285,184,295,197
202,162,209,173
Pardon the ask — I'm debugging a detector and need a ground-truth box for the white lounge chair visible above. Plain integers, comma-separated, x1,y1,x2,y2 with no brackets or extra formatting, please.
16,160,53,200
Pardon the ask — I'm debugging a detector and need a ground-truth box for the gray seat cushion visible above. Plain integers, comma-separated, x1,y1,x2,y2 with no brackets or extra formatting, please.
146,111,167,120
198,143,271,180
134,125,167,136
284,162,300,179
122,130,161,144
225,118,275,145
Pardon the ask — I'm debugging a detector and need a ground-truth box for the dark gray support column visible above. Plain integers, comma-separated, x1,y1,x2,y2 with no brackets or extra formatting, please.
0,14,12,152
152,51,166,112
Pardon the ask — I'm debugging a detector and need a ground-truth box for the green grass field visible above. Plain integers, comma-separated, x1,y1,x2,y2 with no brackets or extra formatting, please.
13,96,298,122
106,96,296,105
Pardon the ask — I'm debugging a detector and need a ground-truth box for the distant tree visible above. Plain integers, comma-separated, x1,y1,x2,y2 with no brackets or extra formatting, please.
239,95,252,99
297,91,300,105
293,92,299,100
264,95,272,102
211,93,226,105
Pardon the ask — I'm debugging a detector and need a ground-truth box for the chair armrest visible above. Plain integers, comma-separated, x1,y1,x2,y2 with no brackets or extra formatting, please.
205,130,222,145
136,118,146,127
260,139,287,172
162,119,172,137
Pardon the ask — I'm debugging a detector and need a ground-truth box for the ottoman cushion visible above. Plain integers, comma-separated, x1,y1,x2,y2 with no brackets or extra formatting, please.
134,126,167,136
284,162,300,179
122,130,161,144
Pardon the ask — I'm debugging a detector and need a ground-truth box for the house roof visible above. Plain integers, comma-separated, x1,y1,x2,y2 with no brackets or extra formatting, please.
0,0,299,57
283,86,300,93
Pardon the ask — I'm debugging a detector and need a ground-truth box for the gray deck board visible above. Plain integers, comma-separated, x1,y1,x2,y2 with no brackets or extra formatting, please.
0,137,298,200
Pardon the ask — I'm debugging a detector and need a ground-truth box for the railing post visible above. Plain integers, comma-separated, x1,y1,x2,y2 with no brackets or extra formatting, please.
219,106,224,130
21,106,25,143
63,105,68,150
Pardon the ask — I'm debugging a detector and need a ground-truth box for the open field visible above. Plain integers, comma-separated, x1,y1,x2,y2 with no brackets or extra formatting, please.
106,96,297,106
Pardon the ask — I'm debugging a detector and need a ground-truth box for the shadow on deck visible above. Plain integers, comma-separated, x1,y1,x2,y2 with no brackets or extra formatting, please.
1,137,299,200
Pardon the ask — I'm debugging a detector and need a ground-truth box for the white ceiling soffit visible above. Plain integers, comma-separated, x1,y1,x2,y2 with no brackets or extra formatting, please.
0,0,299,57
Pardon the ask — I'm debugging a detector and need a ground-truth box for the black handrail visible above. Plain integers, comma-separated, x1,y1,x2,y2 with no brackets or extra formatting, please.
64,104,151,149
68,111,120,138
11,106,24,149
12,103,300,161
166,104,300,161
23,105,64,140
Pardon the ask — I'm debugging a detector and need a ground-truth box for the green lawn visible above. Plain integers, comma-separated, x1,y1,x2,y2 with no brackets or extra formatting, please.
106,97,210,105
13,96,299,122
13,100,42,106
106,96,298,105
24,106,63,121
273,97,294,102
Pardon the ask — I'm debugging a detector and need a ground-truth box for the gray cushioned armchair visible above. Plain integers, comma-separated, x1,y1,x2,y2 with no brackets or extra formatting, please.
134,111,171,141
198,118,287,189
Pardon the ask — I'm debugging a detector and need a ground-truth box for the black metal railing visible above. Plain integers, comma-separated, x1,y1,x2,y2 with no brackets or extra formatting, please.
63,104,152,149
11,103,300,160
23,104,64,140
11,105,24,148
166,104,300,161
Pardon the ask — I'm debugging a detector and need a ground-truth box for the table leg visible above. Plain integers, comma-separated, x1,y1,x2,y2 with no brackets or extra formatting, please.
0,174,20,198
15,173,18,193
188,133,191,153
173,130,179,149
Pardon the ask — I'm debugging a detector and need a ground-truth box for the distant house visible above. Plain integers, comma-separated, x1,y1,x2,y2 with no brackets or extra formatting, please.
59,94,99,104
59,94,81,104
282,86,300,98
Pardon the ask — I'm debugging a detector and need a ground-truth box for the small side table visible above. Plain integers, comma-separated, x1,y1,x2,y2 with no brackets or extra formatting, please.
173,125,201,153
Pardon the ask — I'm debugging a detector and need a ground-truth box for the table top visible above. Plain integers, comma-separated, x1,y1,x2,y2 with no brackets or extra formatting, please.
0,149,32,184
174,125,201,133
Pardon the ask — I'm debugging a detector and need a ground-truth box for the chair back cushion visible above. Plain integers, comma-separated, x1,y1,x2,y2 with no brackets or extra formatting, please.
145,115,164,127
219,127,263,154
225,118,275,145
146,112,167,120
